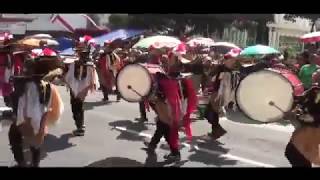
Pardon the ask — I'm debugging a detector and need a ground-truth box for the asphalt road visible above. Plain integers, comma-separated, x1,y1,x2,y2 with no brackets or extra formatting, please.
0,86,293,167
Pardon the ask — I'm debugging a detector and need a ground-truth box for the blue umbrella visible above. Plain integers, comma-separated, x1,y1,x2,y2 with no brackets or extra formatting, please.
94,29,145,45
60,47,74,55
56,37,74,51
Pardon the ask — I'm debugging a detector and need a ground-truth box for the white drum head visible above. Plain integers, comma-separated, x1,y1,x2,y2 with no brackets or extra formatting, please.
116,64,152,102
236,70,294,123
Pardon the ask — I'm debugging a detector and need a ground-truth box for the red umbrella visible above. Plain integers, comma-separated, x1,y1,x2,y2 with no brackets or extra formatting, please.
300,32,320,43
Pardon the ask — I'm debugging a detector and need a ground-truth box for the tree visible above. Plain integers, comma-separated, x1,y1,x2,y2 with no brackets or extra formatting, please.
108,14,130,29
127,14,275,44
87,14,101,28
284,14,320,32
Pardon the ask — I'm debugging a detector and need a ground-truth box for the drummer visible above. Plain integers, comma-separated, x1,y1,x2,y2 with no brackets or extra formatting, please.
143,50,197,161
135,46,166,122
283,69,320,167
204,49,241,139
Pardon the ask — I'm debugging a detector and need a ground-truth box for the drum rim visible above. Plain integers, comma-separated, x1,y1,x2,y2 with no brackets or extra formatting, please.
116,64,153,103
235,69,294,123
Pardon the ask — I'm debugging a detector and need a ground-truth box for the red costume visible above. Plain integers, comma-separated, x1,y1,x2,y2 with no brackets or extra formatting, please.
97,54,115,93
0,52,13,97
181,78,197,141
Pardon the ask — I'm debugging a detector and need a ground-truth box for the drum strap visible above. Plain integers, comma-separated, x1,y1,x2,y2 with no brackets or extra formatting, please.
178,80,184,100
6,54,12,68
231,72,240,90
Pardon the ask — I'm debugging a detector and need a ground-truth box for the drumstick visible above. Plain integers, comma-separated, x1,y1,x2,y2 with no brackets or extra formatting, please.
268,101,285,113
127,85,143,97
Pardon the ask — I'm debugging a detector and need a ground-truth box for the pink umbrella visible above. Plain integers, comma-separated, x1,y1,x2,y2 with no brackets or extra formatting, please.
186,37,215,47
300,32,320,43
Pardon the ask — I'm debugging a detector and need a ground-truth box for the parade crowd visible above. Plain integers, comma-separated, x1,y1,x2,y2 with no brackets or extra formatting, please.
1,30,320,167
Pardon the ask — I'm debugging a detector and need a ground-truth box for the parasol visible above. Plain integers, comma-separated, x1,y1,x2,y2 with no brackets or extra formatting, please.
300,31,320,43
211,42,240,54
29,34,53,39
240,45,279,57
186,37,215,48
133,35,181,49
17,38,59,48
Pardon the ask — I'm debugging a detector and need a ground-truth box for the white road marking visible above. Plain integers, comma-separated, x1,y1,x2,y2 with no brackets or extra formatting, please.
114,126,276,168
220,117,294,133
0,107,12,111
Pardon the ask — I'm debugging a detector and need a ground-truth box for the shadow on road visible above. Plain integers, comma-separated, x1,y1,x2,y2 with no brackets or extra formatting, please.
20,133,75,166
143,151,188,167
109,120,148,142
43,133,75,153
185,136,237,166
83,101,113,111
87,157,144,167
225,110,262,125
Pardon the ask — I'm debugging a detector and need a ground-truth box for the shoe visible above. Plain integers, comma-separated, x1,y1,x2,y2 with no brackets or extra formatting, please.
164,153,181,162
143,142,156,152
210,125,227,140
116,96,121,102
73,129,85,136
102,97,109,102
135,117,148,122
141,118,148,122
2,110,13,118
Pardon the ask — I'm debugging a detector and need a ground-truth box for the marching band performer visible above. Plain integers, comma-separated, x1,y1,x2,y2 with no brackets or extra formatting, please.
63,37,100,136
8,47,64,167
283,69,320,167
0,33,15,107
204,48,241,139
97,40,121,102
144,47,197,161
136,46,165,123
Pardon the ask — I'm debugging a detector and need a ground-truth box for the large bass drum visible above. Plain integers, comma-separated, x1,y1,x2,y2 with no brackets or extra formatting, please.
236,68,304,123
116,63,164,102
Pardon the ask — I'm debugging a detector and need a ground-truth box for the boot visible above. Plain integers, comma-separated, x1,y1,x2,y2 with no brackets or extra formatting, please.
10,144,26,167
73,112,85,136
209,124,227,140
116,94,121,102
164,151,181,162
102,96,109,102
9,125,26,167
30,147,41,168
143,141,156,153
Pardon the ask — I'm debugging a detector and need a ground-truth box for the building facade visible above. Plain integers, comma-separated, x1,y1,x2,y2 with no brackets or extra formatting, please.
267,14,312,52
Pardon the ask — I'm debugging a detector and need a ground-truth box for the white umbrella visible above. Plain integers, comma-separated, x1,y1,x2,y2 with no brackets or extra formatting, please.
31,34,53,39
211,42,240,49
211,42,241,54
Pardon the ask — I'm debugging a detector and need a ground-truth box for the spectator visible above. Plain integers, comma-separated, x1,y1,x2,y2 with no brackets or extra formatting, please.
299,52,320,89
